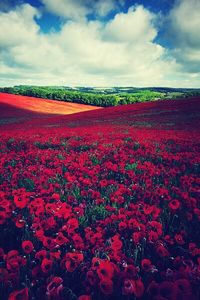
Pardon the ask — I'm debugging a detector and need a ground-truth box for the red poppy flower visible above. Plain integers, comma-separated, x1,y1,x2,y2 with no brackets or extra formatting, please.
143,205,153,215
15,218,26,228
111,235,123,252
148,231,159,243
125,265,138,279
141,259,152,272
51,193,60,200
6,250,19,259
148,221,162,236
46,276,63,299
132,232,142,244
8,287,29,300
156,245,170,257
65,218,79,233
55,232,69,246
72,233,84,250
50,250,61,261
97,261,114,281
22,240,34,254
35,250,47,260
118,221,127,231
122,279,144,298
43,236,56,249
6,258,20,272
41,258,53,273
13,195,28,209
86,270,98,286
169,199,180,211
122,279,136,295
65,253,84,272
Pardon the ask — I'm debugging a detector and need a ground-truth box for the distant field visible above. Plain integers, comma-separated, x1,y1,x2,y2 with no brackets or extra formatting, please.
0,92,101,123
1,93,199,132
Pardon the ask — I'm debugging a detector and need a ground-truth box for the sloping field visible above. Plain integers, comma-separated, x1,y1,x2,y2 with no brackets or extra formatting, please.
0,92,101,123
1,94,199,133
40,96,200,131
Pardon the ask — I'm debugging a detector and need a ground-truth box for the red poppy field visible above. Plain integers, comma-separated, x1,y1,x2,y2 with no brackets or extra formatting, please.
0,93,200,300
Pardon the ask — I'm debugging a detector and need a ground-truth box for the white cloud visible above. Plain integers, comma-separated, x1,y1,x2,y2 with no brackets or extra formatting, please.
41,0,119,20
0,4,40,47
0,2,199,87
93,0,118,17
168,0,200,73
104,5,157,43
169,0,200,48
41,0,90,20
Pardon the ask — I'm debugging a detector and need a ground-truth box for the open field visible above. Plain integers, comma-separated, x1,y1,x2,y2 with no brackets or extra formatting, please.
0,93,101,125
0,94,200,300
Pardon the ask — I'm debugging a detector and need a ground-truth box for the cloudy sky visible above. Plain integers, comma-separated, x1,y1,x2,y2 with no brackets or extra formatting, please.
0,0,200,87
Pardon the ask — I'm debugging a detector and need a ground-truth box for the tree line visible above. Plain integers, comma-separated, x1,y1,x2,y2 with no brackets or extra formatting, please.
1,85,198,107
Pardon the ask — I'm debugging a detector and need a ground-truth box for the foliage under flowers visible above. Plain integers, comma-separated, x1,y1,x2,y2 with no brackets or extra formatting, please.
0,95,200,299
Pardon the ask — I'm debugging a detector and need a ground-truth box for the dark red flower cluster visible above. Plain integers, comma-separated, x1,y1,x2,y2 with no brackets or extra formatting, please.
0,97,200,299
